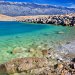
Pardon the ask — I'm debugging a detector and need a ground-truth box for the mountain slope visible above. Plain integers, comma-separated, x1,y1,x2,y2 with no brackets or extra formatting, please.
0,1,75,16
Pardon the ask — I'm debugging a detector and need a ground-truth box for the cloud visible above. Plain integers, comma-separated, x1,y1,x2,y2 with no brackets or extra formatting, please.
70,4,75,8
67,3,75,8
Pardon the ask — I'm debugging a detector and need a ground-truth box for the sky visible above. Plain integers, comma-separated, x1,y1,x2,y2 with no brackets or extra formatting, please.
0,0,75,8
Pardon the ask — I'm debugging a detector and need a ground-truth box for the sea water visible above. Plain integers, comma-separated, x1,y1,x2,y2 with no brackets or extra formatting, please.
0,21,75,64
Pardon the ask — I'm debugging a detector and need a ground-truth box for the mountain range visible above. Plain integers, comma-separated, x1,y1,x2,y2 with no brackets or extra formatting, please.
0,1,75,16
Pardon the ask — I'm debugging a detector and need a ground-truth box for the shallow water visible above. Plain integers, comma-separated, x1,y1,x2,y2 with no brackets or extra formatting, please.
0,21,75,64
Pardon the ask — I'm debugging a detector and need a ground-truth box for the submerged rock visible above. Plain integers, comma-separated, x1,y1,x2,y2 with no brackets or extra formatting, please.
42,50,48,56
12,47,27,54
29,48,42,57
56,31,64,34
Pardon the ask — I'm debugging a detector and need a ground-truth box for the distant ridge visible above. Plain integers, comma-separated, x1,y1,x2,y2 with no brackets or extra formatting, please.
0,1,75,16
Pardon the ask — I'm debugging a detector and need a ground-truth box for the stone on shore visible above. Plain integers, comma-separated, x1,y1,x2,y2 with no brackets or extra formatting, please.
0,57,48,74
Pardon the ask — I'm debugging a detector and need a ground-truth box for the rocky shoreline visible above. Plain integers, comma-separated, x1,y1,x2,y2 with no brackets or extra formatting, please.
0,41,75,75
0,14,75,75
0,13,75,26
16,14,75,26
0,57,75,75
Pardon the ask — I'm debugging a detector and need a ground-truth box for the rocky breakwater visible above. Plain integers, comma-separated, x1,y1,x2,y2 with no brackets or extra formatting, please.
16,14,75,26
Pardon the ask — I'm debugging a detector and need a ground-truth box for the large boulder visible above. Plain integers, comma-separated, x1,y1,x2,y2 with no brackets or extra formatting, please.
0,57,48,74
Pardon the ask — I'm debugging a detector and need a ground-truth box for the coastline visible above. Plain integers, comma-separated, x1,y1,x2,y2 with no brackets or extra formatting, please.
0,0,75,74
0,14,75,26
0,15,75,75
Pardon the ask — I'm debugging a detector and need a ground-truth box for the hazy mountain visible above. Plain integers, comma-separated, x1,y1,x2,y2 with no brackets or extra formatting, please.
0,1,75,16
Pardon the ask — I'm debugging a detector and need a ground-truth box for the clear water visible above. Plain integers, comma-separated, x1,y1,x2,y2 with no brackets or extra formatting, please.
0,21,75,64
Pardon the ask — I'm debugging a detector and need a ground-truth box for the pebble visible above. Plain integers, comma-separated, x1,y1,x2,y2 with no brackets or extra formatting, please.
42,50,48,56
58,63,63,69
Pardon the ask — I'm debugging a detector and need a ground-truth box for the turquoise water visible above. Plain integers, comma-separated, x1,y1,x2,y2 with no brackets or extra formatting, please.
0,21,75,64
